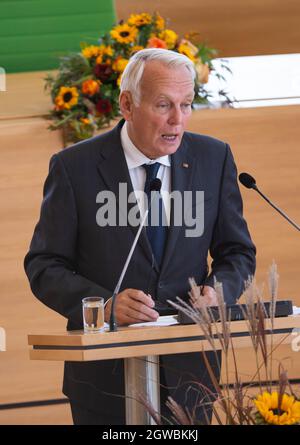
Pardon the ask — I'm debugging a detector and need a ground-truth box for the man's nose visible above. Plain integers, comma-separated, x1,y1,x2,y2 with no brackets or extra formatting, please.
168,106,183,126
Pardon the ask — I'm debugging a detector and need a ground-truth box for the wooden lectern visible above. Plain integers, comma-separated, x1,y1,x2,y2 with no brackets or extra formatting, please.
28,315,300,424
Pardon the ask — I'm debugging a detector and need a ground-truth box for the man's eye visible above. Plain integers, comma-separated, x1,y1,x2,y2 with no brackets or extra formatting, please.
182,103,192,108
158,103,169,108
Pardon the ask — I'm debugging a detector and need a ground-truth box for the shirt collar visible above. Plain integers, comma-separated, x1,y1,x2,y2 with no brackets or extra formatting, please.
121,121,171,169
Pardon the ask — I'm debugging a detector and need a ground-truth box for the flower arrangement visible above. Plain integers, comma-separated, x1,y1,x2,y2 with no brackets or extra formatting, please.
140,262,300,425
45,12,225,144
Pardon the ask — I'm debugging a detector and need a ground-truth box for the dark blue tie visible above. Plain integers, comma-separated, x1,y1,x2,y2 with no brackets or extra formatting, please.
143,163,167,267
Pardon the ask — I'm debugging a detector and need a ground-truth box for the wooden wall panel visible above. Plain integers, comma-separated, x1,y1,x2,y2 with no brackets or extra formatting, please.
115,0,300,57
0,403,72,425
187,106,300,304
0,118,66,409
1,102,299,423
0,71,52,119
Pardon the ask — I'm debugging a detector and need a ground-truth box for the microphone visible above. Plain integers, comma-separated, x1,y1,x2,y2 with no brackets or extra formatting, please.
239,172,300,232
109,178,162,331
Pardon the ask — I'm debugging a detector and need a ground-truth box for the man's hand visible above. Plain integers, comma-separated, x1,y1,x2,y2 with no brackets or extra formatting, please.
191,285,218,308
104,289,159,326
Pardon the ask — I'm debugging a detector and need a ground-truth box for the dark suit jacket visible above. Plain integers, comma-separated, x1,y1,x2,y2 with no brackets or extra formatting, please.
24,120,256,417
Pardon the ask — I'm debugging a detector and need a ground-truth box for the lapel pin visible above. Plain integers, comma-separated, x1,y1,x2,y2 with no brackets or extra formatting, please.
182,163,189,168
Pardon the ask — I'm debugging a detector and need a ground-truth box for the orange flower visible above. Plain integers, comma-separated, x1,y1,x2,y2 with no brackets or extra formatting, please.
95,55,103,65
80,117,91,125
81,79,101,96
112,57,129,73
147,37,167,49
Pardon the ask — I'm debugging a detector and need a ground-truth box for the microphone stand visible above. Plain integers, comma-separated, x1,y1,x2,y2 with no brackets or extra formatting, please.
109,184,161,331
252,184,300,232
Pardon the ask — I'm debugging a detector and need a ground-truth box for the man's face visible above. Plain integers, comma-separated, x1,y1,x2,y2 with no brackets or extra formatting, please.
120,61,195,159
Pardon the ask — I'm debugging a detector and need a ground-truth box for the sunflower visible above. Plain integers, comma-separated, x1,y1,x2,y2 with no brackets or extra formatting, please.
81,45,103,59
159,29,178,49
110,23,137,44
128,13,151,27
254,391,300,425
101,45,114,57
55,86,79,110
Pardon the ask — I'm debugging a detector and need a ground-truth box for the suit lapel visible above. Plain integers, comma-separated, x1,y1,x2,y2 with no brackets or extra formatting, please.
96,121,155,267
96,122,197,275
161,136,196,275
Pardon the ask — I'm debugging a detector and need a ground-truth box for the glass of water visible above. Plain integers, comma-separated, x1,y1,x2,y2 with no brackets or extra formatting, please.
82,296,105,333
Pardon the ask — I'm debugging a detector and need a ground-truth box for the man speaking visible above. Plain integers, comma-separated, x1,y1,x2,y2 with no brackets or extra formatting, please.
24,48,256,424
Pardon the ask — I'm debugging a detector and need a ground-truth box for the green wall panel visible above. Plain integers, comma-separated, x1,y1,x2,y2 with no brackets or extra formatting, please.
0,0,116,73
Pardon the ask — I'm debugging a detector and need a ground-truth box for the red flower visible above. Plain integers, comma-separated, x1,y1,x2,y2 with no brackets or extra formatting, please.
96,99,112,115
94,63,113,82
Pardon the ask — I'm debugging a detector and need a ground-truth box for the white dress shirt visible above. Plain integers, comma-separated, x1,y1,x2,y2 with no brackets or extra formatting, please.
120,121,171,225
104,123,171,310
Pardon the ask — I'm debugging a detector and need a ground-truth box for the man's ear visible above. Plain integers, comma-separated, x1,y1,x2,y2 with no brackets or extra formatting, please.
119,91,135,121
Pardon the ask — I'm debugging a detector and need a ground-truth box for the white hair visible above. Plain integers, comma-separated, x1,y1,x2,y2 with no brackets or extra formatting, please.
120,48,196,105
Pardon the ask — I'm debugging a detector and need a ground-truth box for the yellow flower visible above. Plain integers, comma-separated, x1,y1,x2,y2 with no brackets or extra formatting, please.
195,59,210,84
82,44,113,62
130,45,144,55
159,29,178,49
81,45,102,59
178,39,198,62
128,13,151,27
81,79,100,96
55,86,79,110
110,23,137,44
112,57,129,73
101,45,114,57
254,391,300,425
155,12,165,31
117,74,122,87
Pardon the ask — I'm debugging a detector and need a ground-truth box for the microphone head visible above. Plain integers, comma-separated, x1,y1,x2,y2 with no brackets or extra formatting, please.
150,178,162,192
239,172,257,189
